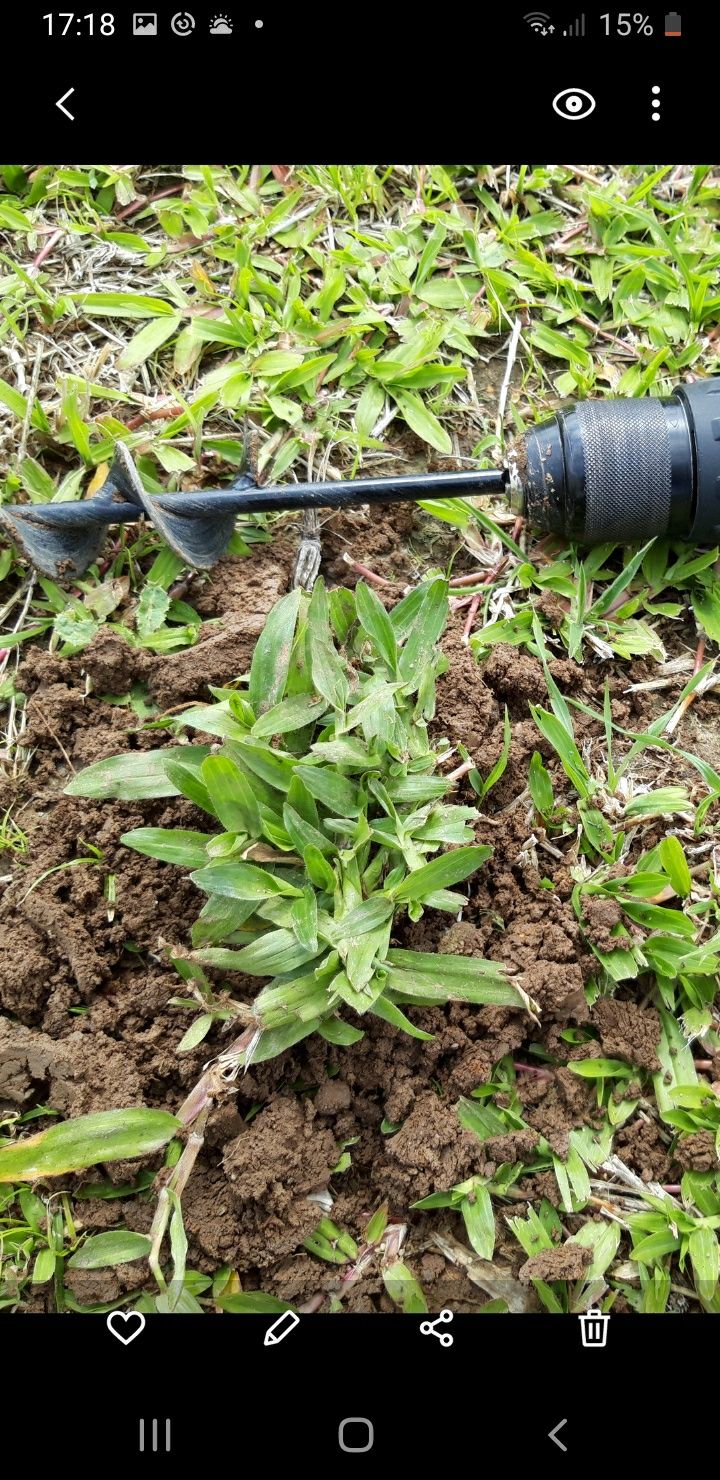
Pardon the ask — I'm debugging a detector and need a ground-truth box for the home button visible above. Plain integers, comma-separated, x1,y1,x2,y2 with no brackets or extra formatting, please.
338,1418,374,1453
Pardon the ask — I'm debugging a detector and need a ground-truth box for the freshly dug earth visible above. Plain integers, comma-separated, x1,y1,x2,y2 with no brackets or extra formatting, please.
2,502,719,1312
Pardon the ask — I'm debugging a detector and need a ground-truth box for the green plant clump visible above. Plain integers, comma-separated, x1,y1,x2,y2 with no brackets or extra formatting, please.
67,577,532,1066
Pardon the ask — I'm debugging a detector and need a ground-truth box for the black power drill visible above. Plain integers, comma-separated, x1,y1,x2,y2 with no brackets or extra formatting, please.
2,378,720,578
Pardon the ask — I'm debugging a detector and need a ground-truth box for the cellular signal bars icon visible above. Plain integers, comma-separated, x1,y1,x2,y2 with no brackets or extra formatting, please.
563,13,585,35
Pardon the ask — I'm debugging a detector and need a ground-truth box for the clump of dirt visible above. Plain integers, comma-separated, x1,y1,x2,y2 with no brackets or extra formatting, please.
189,530,295,620
0,787,209,1025
615,1115,673,1183
535,590,568,632
673,1130,718,1173
0,1017,144,1117
435,629,498,754
481,1128,540,1166
320,501,422,589
64,1256,150,1307
314,1079,353,1115
592,997,661,1073
379,1090,482,1204
485,901,589,1022
480,643,550,710
221,1096,337,1266
433,921,487,956
580,895,624,952
518,1241,593,1284
79,629,148,694
517,1067,603,1159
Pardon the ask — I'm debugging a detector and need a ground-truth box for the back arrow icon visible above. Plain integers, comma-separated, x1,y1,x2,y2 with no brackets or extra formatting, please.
56,88,75,120
549,1419,567,1452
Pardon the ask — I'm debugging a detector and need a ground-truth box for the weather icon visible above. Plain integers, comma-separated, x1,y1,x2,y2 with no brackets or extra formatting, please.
209,12,232,31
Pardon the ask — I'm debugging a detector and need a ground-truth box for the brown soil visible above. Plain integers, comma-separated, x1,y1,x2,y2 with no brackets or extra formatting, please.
580,895,623,951
615,1115,674,1184
673,1130,718,1173
2,502,717,1313
592,998,661,1074
518,1241,593,1284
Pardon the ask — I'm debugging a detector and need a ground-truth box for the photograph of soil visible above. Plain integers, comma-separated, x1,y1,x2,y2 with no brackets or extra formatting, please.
2,164,720,1317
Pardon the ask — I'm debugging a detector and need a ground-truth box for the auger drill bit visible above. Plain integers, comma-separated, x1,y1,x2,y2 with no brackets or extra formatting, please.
2,377,720,580
0,442,506,580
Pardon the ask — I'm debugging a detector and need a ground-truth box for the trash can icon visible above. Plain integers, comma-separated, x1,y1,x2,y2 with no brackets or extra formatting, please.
578,1306,609,1348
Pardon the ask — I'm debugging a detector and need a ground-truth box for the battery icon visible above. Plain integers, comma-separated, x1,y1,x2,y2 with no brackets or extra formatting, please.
664,11,682,34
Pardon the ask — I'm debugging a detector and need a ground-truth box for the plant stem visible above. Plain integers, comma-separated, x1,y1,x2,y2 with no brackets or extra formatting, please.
512,1060,554,1079
341,552,396,587
148,1105,210,1296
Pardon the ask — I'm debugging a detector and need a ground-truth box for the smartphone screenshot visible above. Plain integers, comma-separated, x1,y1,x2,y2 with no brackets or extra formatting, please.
0,5,716,1462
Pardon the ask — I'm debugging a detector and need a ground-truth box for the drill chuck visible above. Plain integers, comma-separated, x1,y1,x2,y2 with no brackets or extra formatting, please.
515,377,720,544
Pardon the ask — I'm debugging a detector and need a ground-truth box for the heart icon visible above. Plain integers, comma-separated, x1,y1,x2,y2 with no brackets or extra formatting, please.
106,1310,146,1346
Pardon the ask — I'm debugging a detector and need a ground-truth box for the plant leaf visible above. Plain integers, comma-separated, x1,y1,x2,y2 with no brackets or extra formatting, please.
293,764,361,818
689,1225,720,1298
195,930,319,977
355,580,398,672
307,578,350,711
0,1109,179,1183
201,755,262,835
189,860,302,901
251,694,328,739
385,949,527,1009
382,1260,428,1313
66,746,211,800
398,578,448,689
248,587,302,715
586,540,656,619
393,844,492,902
217,1292,294,1314
371,994,434,1040
658,835,692,897
461,1184,495,1260
120,828,214,868
392,389,451,455
68,1231,152,1270
135,583,171,637
530,705,590,796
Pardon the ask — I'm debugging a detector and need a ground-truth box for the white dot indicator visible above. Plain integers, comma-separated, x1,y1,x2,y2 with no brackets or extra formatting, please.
255,17,263,24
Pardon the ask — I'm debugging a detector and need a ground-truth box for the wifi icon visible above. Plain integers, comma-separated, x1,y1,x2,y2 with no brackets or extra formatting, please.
524,10,554,31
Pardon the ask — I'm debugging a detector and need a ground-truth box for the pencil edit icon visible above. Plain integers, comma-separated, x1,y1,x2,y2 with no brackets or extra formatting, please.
264,1310,300,1346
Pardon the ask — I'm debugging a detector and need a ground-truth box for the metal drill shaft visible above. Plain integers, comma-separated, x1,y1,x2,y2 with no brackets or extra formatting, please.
0,441,508,579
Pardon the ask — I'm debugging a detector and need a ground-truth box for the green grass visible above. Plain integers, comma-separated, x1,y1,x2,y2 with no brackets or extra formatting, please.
3,164,720,657
2,164,720,681
65,575,529,1068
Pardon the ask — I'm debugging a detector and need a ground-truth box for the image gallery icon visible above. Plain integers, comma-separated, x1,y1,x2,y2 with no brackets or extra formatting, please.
132,12,157,33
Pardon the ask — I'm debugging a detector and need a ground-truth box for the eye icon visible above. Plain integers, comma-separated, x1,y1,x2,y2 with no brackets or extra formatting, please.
552,88,596,120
